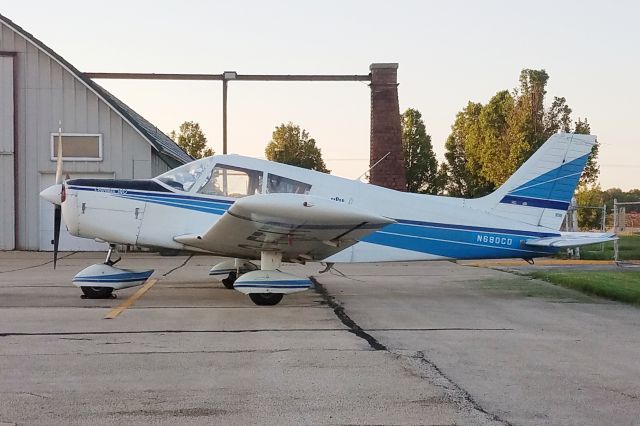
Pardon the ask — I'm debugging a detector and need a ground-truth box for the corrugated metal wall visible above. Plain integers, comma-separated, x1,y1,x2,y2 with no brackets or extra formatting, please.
151,151,172,177
0,22,157,250
0,55,14,250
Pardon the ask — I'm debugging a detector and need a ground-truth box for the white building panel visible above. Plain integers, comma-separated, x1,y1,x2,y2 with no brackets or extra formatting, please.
0,14,191,250
0,55,14,249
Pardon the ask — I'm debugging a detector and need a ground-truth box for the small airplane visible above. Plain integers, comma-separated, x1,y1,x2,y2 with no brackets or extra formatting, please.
40,132,615,305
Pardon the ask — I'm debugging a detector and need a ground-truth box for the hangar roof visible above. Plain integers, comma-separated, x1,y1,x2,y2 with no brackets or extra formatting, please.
0,13,193,166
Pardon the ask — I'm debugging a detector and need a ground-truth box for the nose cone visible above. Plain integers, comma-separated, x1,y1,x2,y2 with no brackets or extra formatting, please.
40,184,63,205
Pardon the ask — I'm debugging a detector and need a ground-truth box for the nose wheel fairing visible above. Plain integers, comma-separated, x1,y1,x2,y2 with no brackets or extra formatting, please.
72,263,154,290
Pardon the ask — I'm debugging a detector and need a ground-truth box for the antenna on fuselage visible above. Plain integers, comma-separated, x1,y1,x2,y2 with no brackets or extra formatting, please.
355,151,390,181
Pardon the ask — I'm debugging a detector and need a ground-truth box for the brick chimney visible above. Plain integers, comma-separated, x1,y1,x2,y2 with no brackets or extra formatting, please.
369,63,406,191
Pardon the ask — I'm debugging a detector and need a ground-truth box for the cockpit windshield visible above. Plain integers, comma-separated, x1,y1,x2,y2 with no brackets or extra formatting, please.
156,158,214,192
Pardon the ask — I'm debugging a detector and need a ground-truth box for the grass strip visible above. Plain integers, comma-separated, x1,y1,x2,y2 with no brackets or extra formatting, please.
576,235,640,261
528,270,640,306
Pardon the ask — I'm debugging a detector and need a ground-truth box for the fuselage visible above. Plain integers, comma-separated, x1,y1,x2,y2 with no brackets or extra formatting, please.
61,154,560,263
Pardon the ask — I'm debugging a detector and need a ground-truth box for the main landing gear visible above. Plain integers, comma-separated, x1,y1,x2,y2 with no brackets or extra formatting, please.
221,271,237,290
210,252,313,307
209,259,259,289
248,293,284,306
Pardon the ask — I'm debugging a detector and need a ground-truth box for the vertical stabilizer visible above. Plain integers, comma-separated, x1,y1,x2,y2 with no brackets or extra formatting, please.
468,133,596,230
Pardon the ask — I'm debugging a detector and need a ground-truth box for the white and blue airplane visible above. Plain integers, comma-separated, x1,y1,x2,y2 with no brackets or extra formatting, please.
40,133,615,305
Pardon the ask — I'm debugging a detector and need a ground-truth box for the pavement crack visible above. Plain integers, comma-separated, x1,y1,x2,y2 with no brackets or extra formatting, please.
311,277,387,351
312,277,511,426
0,348,364,357
604,387,639,400
20,392,50,399
366,327,514,332
162,255,193,277
401,350,513,426
0,328,350,337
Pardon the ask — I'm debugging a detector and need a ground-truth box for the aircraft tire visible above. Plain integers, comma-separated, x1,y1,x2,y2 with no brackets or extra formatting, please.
81,286,114,299
221,272,237,289
249,293,284,306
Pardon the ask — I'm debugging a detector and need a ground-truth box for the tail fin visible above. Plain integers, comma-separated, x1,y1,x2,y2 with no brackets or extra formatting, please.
469,133,596,230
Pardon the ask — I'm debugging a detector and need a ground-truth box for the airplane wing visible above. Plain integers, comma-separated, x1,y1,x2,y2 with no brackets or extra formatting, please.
174,193,395,261
524,232,617,248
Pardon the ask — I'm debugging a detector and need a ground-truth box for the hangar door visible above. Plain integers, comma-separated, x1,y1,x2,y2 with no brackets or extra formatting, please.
39,173,114,251
0,55,14,250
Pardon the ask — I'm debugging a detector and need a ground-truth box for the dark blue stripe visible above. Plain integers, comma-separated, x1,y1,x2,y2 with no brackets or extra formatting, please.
68,184,558,238
66,179,170,193
67,183,560,259
73,277,148,283
395,219,558,238
499,195,570,210
67,185,234,205
238,280,311,285
118,195,228,215
76,272,152,280
234,284,310,289
363,222,560,259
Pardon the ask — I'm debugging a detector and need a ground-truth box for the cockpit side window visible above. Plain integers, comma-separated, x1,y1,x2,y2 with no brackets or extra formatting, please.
266,174,311,194
196,164,263,198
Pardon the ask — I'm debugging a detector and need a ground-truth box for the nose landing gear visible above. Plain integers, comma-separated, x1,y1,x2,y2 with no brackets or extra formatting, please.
73,244,154,299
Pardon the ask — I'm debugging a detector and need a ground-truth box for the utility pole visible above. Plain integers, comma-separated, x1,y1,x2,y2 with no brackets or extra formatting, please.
613,199,619,262
221,72,237,154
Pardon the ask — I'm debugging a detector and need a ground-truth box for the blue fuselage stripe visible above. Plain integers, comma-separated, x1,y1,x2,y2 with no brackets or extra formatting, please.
68,185,562,259
73,277,149,283
234,284,311,289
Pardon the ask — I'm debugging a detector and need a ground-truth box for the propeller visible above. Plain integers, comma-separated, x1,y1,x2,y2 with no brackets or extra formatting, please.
53,123,64,268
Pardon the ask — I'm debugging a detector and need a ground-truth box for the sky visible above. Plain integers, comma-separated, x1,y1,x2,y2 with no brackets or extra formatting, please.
3,0,639,189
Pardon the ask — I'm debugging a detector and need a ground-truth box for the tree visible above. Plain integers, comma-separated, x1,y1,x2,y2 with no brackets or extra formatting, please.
443,102,495,197
401,108,442,194
170,121,213,159
575,184,605,230
443,69,599,196
265,122,329,173
601,188,640,213
573,118,599,187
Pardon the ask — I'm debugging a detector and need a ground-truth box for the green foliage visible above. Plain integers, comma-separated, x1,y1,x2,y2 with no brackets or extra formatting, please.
528,270,640,306
401,108,442,194
575,183,605,230
265,122,329,173
443,69,599,196
443,102,495,197
573,118,600,186
170,121,213,159
602,188,640,213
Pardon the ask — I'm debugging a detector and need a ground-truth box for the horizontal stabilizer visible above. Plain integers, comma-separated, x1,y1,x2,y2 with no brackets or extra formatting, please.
525,232,616,249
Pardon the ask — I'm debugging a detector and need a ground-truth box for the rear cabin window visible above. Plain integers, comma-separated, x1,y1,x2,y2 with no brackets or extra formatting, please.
267,174,311,194
197,164,263,198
